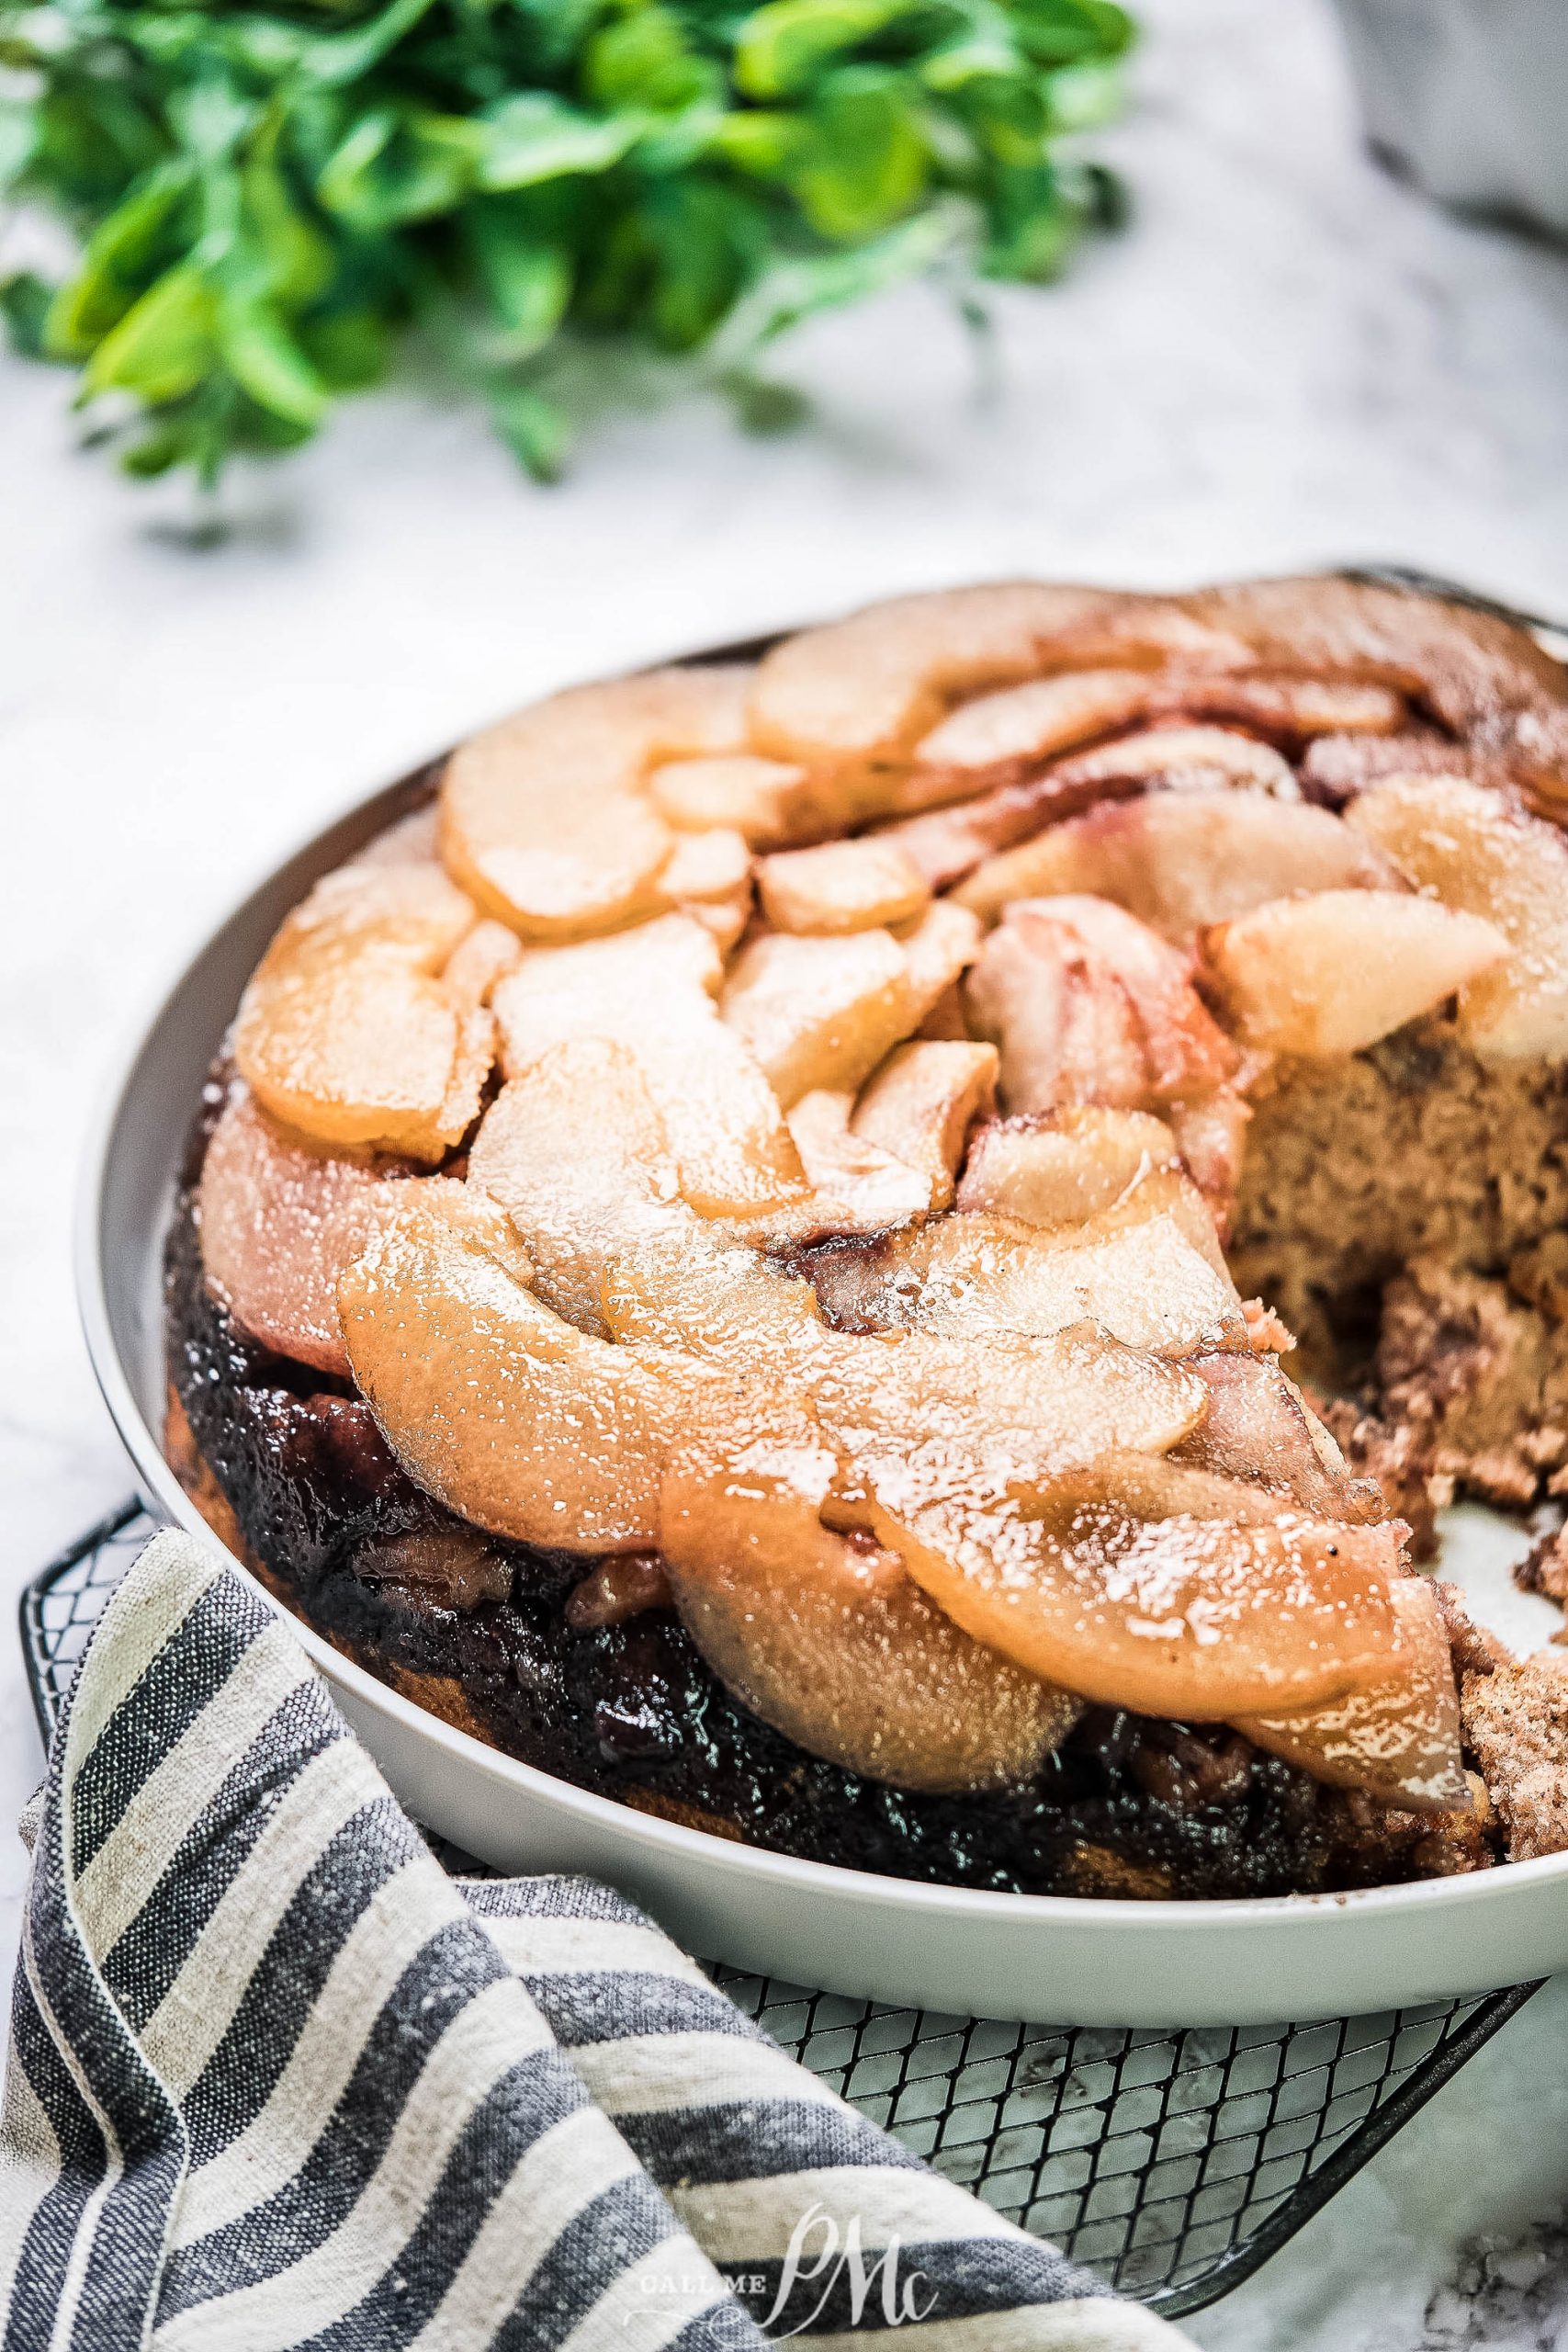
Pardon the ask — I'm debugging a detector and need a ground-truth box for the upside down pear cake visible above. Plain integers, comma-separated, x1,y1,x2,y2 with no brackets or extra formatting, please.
165,573,1568,1900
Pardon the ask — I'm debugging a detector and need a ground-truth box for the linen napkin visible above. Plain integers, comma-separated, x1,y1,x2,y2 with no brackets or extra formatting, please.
0,1530,1190,2349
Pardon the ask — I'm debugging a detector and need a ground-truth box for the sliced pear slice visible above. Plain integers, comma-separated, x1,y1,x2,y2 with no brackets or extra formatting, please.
911,671,1404,798
913,670,1156,786
1172,1351,1383,1522
721,927,915,1105
1188,573,1568,779
877,768,1145,893
965,897,1238,1115
897,899,984,1011
1238,1576,1467,1809
649,752,820,848
1145,671,1405,742
1346,774,1568,1058
851,1042,998,1211
1044,726,1297,800
468,1040,693,1335
468,1041,1208,1524
441,918,523,1009
815,1322,1209,1492
491,915,806,1217
786,1091,931,1233
1202,888,1510,1056
758,837,930,934
198,1089,436,1377
441,665,751,942
472,1039,829,1371
660,826,751,903
747,582,1250,763
867,1451,1405,1719
957,793,1401,939
1165,1091,1252,1241
661,1403,1082,1792
233,862,491,1160
833,1206,1246,1358
660,828,754,953
958,1104,1242,1268
338,1188,718,1552
956,1108,1179,1228
681,892,752,956
517,1056,1213,1455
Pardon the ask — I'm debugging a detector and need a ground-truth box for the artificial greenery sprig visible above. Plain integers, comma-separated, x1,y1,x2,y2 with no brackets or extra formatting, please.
0,0,1134,484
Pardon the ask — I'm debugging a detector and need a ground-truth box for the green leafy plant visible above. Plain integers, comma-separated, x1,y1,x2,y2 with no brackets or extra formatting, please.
0,0,1135,484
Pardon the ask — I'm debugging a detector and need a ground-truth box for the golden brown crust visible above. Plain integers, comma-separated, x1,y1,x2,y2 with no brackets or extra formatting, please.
1055,1841,1175,1900
387,1666,497,1744
622,1787,748,1843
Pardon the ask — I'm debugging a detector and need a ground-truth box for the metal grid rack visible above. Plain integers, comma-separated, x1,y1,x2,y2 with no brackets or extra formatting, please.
19,1503,1540,2321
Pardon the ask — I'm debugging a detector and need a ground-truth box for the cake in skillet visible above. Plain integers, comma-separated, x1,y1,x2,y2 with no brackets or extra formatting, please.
164,572,1568,1898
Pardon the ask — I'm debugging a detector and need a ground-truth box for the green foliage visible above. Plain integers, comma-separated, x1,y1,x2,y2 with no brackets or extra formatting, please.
0,0,1135,483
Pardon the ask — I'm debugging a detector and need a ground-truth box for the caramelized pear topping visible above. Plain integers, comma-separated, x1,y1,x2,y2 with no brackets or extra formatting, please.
1165,1090,1253,1242
957,1108,1179,1228
1347,774,1568,1058
441,666,750,941
660,826,751,904
913,669,1155,784
833,1204,1245,1359
338,1189,719,1552
662,1403,1082,1792
441,918,523,1009
966,897,1238,1116
492,916,806,1217
910,669,1404,797
198,1088,430,1377
877,768,1142,893
1142,671,1405,743
1172,1351,1383,1522
759,837,930,934
1044,726,1297,801
721,927,916,1105
812,1322,1209,1489
957,792,1400,940
233,862,491,1160
1188,573,1568,786
649,752,819,848
851,1041,998,1211
785,1091,931,1233
1238,1576,1467,1810
897,898,984,1011
868,1452,1404,1720
468,1039,684,1335
1202,888,1510,1057
223,577,1557,1812
660,827,754,952
747,582,1250,763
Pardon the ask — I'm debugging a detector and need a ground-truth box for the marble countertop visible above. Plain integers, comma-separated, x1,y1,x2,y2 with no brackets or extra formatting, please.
6,0,1568,2339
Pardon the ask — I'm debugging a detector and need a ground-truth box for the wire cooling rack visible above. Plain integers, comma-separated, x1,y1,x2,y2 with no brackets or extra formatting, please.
20,1502,1541,2321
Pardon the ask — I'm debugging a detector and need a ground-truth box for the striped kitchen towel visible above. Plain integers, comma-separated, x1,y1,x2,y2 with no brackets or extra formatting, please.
0,1531,1188,2349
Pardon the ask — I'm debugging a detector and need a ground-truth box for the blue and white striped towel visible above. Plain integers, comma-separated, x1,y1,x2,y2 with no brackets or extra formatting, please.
0,1531,1189,2349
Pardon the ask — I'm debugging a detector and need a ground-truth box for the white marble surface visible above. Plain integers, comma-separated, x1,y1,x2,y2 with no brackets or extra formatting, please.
6,0,1568,2340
